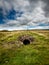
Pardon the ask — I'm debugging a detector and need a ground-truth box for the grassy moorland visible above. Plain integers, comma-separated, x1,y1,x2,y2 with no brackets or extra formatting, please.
0,30,49,65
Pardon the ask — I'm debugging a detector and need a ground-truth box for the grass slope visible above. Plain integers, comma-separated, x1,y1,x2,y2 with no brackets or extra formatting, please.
0,30,49,65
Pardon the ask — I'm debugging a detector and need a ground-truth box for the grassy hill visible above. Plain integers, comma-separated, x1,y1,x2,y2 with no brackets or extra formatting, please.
0,30,49,65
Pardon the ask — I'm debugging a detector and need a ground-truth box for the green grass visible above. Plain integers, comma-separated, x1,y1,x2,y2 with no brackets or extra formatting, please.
0,30,49,65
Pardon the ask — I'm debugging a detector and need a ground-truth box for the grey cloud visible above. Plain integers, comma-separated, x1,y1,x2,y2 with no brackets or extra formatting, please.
29,0,49,17
41,0,49,17
29,0,39,3
28,0,39,12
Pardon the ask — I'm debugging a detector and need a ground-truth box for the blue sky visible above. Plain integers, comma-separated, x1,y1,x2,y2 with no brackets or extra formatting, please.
0,0,49,30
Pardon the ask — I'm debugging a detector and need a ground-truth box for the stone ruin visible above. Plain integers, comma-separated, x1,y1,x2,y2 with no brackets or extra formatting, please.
18,35,34,45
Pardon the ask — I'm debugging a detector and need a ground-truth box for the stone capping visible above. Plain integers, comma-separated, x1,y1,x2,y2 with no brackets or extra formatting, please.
18,35,34,43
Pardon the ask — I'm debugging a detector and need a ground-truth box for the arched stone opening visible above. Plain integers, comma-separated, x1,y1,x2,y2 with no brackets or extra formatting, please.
23,39,30,45
18,35,34,45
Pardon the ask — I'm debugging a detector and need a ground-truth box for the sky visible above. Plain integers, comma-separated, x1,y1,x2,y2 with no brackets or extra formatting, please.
0,0,49,30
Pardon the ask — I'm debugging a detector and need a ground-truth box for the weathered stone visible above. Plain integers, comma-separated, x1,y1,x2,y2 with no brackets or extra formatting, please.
18,35,34,45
